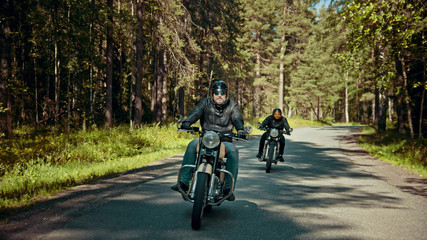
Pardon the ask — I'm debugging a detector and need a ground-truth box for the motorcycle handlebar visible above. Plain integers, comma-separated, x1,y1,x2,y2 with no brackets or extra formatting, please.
178,126,199,133
258,127,292,135
177,127,249,141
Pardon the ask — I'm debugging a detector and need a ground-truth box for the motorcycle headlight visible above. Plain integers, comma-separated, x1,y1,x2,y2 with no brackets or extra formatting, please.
202,131,220,149
270,128,279,138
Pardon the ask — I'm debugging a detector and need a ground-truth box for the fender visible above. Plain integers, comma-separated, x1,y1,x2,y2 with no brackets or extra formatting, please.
196,143,226,158
197,162,213,175
269,141,277,149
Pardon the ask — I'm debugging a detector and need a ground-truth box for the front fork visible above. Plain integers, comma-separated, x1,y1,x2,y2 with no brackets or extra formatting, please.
264,140,279,161
177,163,234,205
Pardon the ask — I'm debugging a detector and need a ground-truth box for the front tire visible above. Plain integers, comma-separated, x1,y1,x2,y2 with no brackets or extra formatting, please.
266,145,274,173
192,172,209,230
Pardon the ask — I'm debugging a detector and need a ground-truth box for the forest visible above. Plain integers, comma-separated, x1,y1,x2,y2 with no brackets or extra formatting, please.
1,0,426,138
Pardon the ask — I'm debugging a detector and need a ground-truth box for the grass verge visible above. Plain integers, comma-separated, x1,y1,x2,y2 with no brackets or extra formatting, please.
0,123,194,217
358,126,427,178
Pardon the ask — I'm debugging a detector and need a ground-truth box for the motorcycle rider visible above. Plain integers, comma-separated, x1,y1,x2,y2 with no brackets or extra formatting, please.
257,108,291,162
171,80,246,201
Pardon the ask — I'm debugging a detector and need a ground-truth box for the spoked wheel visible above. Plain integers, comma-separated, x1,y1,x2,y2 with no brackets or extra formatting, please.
191,172,209,230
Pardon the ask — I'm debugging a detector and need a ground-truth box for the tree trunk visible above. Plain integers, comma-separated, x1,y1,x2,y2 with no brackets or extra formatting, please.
178,87,184,116
378,92,387,133
0,0,12,136
155,50,163,123
310,108,314,122
161,51,167,122
89,0,95,122
134,0,144,127
152,48,163,123
419,85,425,139
105,0,114,128
396,95,406,134
279,34,285,112
34,59,39,126
345,70,349,123
253,51,261,117
374,85,379,125
401,58,415,138
67,71,71,133
419,32,426,139
388,97,393,122
54,40,60,126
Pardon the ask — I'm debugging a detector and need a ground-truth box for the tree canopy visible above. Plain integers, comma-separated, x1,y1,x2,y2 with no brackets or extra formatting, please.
1,0,425,138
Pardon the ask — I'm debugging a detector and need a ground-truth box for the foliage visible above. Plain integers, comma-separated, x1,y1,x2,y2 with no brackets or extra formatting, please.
359,126,427,177
2,0,424,136
341,0,426,137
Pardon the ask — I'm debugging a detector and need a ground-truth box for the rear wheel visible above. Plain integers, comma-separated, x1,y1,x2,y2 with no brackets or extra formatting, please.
191,172,209,230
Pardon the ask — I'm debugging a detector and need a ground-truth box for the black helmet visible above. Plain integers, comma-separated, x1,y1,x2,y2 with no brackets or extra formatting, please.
211,80,228,96
272,108,282,115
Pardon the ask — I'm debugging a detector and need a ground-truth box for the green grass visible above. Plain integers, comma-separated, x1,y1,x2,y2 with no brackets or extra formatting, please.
0,123,194,215
358,126,427,178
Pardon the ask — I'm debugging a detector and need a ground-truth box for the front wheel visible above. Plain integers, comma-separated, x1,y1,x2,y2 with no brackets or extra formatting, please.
191,172,209,230
266,145,274,173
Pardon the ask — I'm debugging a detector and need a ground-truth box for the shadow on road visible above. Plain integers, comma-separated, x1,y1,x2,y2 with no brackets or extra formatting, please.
2,126,425,240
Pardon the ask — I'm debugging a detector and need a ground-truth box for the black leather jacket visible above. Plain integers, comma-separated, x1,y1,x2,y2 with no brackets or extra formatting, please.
259,115,291,134
184,97,244,135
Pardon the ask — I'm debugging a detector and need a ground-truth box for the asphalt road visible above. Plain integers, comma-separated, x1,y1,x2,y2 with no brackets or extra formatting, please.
2,126,426,240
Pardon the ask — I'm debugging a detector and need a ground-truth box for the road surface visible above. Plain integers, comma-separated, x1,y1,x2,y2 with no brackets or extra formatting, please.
1,126,426,240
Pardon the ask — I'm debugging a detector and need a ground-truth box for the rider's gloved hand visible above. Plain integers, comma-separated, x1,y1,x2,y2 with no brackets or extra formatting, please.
237,130,247,139
181,121,191,130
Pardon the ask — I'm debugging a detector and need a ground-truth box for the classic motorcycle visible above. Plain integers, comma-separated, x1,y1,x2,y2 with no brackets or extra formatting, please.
176,116,252,230
258,126,292,173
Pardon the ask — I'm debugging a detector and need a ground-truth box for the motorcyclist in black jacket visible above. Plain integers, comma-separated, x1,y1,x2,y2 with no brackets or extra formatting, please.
257,108,291,162
171,80,246,201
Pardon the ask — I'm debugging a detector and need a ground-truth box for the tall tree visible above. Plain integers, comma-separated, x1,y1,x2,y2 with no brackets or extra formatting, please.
105,0,114,128
241,0,280,117
134,0,144,127
343,0,425,137
0,0,12,136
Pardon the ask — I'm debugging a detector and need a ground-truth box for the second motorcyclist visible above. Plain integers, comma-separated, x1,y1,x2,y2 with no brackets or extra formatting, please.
257,108,291,162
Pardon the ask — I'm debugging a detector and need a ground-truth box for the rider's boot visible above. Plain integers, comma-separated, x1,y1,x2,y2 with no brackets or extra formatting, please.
224,188,235,201
170,181,189,192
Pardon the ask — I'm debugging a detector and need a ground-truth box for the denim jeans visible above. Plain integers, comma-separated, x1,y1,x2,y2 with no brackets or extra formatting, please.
179,138,239,190
258,131,285,155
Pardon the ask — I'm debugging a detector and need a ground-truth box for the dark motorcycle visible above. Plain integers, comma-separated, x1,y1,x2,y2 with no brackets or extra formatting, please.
258,126,292,173
176,117,252,230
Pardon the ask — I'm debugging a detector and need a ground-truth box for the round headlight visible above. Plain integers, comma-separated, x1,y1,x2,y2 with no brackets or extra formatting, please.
270,128,279,138
202,131,220,149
